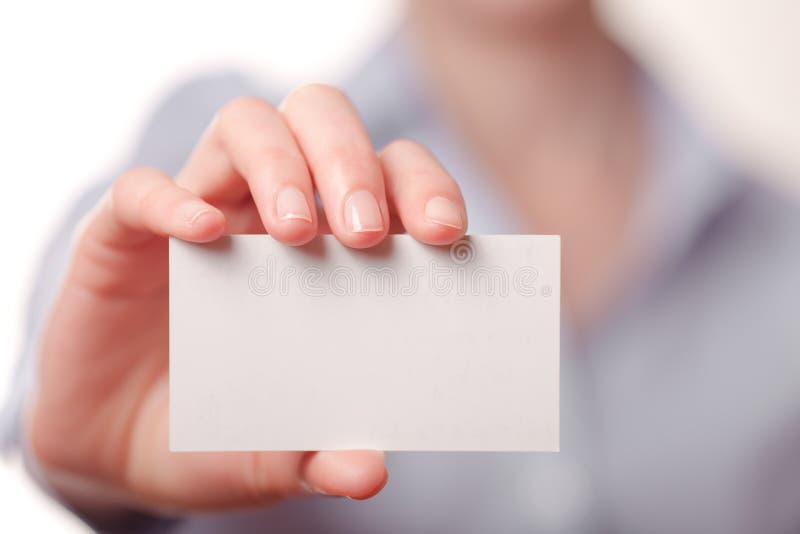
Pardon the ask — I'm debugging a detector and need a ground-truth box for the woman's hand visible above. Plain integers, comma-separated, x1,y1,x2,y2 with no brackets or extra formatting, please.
24,84,467,515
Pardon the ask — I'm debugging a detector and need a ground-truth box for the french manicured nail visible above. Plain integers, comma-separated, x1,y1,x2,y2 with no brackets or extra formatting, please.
299,480,332,496
276,185,312,222
424,196,463,229
344,190,383,233
182,201,219,227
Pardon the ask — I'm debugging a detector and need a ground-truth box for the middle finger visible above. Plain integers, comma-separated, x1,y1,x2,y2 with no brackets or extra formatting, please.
280,84,390,249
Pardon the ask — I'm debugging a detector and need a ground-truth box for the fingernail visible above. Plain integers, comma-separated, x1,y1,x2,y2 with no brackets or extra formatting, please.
344,190,383,233
276,185,312,223
299,479,332,496
182,201,218,227
424,196,463,229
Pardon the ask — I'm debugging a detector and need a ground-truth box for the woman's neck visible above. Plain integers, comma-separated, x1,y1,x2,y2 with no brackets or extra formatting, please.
407,1,647,335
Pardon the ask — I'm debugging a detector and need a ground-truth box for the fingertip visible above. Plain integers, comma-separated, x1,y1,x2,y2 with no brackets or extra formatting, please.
378,139,469,246
337,228,390,250
268,220,318,246
408,195,467,245
407,215,467,246
349,464,389,500
413,222,467,246
182,203,226,242
302,450,388,499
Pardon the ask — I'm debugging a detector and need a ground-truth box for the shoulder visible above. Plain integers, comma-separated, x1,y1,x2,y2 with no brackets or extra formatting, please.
697,180,800,279
669,178,800,356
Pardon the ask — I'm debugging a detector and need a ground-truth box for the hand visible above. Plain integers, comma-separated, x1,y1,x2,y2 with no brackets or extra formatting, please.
24,85,467,516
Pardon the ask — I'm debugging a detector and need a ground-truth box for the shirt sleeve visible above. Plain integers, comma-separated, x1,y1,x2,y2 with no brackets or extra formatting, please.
0,179,183,533
0,180,108,453
0,71,266,533
1,70,262,453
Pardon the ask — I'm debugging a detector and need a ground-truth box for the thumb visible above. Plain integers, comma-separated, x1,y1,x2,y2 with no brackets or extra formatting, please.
123,380,388,511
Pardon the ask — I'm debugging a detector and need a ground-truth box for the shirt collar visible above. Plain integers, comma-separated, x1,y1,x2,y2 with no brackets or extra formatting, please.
346,29,746,305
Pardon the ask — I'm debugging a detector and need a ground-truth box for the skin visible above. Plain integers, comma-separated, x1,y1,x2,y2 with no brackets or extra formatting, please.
25,0,643,521
409,0,644,332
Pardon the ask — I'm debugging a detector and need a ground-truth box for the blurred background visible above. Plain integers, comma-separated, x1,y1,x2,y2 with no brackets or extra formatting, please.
0,0,797,530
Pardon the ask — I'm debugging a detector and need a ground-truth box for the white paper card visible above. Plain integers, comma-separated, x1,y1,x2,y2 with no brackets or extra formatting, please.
170,234,560,451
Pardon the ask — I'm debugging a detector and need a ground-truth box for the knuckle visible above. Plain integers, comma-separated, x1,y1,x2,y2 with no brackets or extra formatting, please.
380,139,433,167
382,138,425,156
328,150,380,186
25,411,58,470
216,95,272,130
111,167,175,224
115,165,155,187
137,183,173,213
381,139,458,188
242,452,277,503
111,167,160,206
281,82,348,111
254,144,304,165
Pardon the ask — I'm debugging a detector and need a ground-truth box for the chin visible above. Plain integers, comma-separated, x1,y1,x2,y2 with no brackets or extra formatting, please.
447,0,585,24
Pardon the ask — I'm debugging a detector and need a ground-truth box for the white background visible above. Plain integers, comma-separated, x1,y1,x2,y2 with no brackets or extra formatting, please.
0,1,797,531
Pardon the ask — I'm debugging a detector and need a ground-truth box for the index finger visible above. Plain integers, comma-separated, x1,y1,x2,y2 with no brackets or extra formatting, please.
280,84,390,249
176,96,319,245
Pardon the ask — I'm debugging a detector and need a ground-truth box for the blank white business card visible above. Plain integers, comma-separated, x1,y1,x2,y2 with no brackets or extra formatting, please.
169,234,560,451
